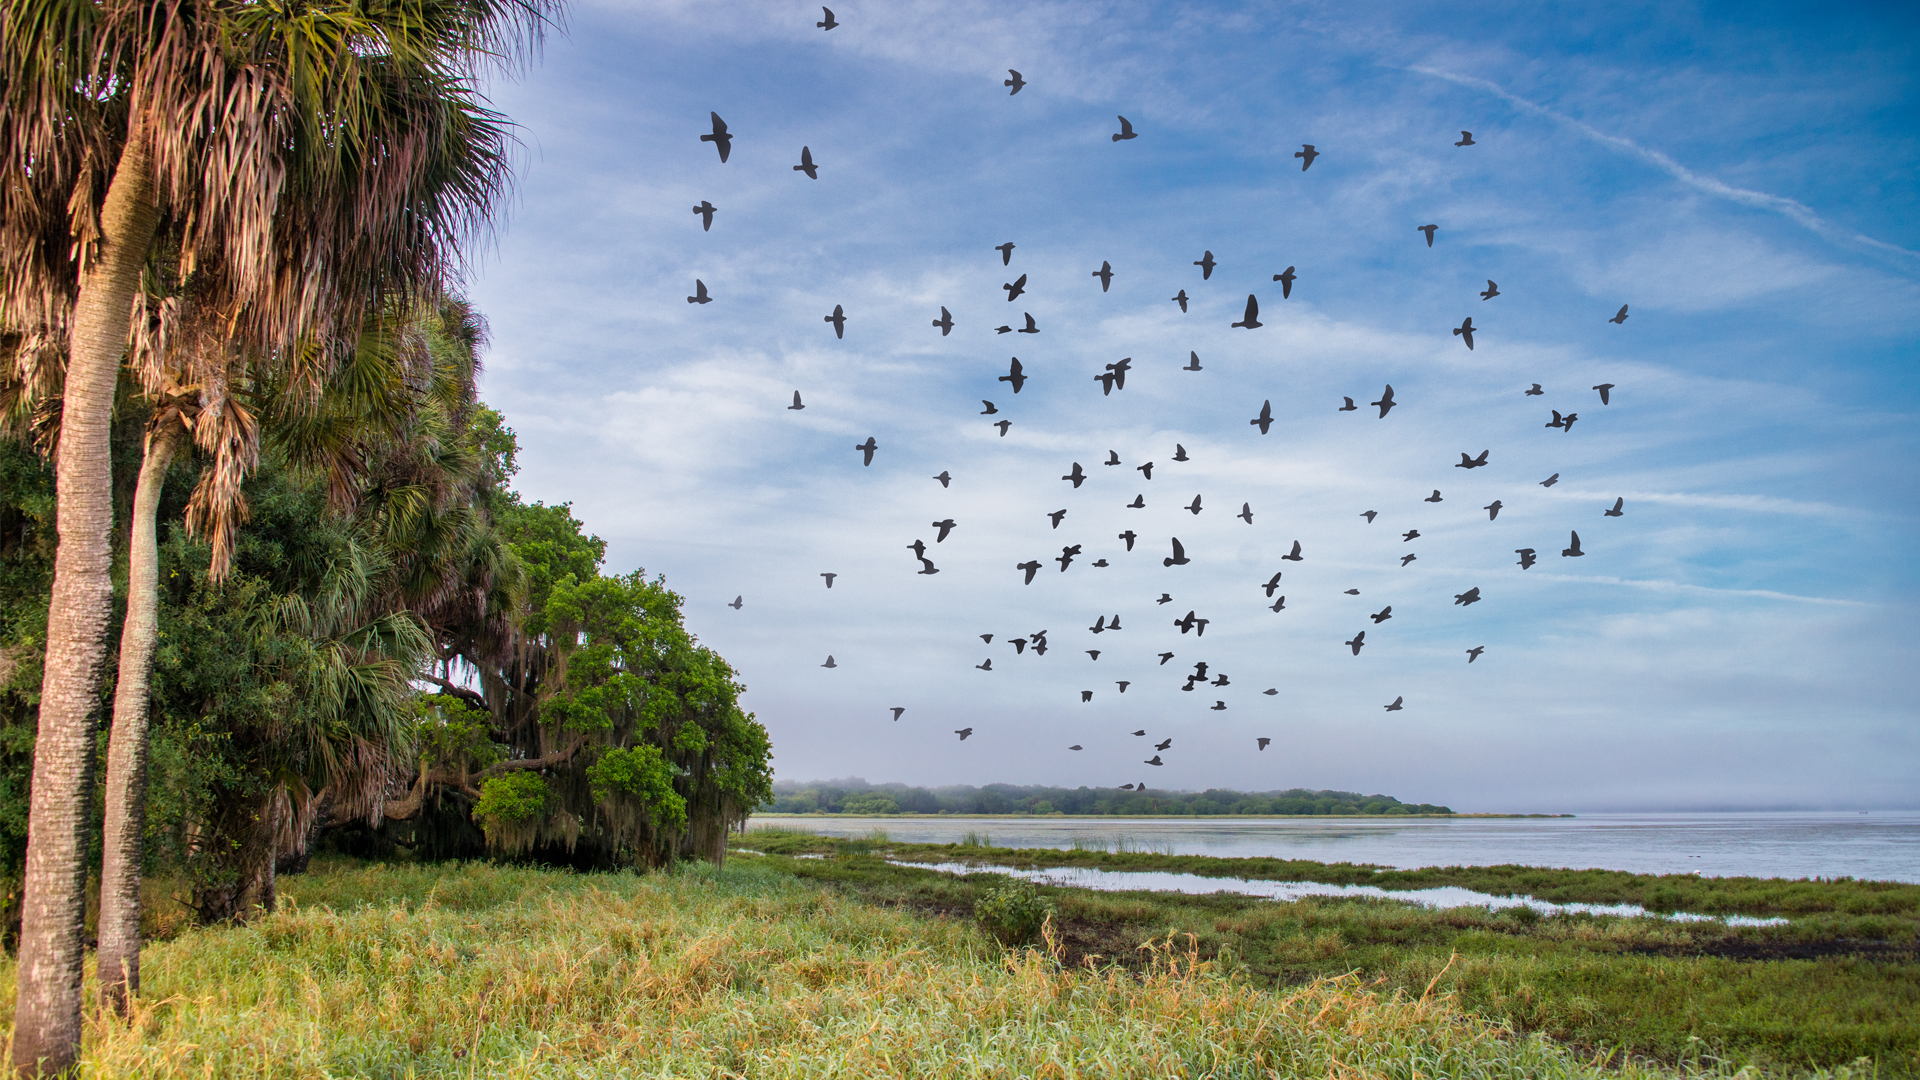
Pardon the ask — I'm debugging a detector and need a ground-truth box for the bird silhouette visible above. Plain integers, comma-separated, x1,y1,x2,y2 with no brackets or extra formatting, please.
1195,251,1217,279
1425,490,1443,503
1017,560,1041,584
907,539,927,560
1068,744,1082,751
1361,511,1377,523
1484,500,1502,520
1108,357,1132,390
1120,530,1138,551
1604,498,1624,517
1456,450,1489,469
1454,587,1481,606
1282,540,1304,562
1047,509,1067,529
1481,280,1500,300
1593,383,1615,405
995,242,1015,265
999,357,1027,393
1257,737,1272,750
1345,631,1366,655
1175,610,1198,635
1384,696,1403,712
933,519,957,542
1295,144,1318,170
1270,596,1286,612
1263,572,1283,597
1372,385,1396,417
1340,397,1358,412
1453,317,1476,350
1418,224,1438,247
1184,351,1203,371
981,634,993,644
1515,548,1537,569
701,112,732,162
693,200,718,230
1184,494,1204,515
1145,754,1163,765
1156,654,1173,665
788,391,805,411
1154,738,1172,751
822,655,837,668
817,6,837,29
1120,783,1135,790
980,401,997,415
687,279,712,305
1402,529,1419,541
1238,503,1254,524
1525,383,1543,395
1545,410,1578,432
1345,588,1360,595
1467,646,1485,663
1609,304,1629,324
1018,313,1040,333
794,146,819,179
1165,538,1191,567
821,573,837,588
1173,444,1189,462
1108,614,1122,630
1213,700,1231,711
1137,461,1154,480
1455,131,1475,146
1401,553,1417,566
1273,265,1297,298
1113,115,1138,141
1089,614,1107,635
855,437,877,465
1091,558,1109,567
1005,69,1025,95
1127,494,1145,508
1540,473,1559,487
955,727,973,739
934,471,952,488
728,595,743,610
1172,289,1189,312
1009,639,1027,654
1003,273,1027,302
933,307,955,335
1094,370,1115,395
890,706,905,721
1562,531,1585,557
1233,294,1262,329
1251,399,1274,433
1371,606,1392,624
1155,594,1172,607
1093,261,1114,291
1063,462,1086,488
995,420,1012,436
825,304,846,338
1058,545,1081,571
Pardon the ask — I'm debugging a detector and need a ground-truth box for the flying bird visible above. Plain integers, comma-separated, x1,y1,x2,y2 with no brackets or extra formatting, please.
1384,696,1403,712
1156,654,1173,665
995,420,1012,436
1120,783,1134,791
1047,509,1067,529
1172,290,1189,312
1194,251,1217,279
1467,646,1484,663
1340,397,1358,412
1068,744,1082,751
1610,304,1630,324
1456,450,1489,469
687,279,712,305
1401,553,1417,566
1137,461,1154,480
1154,738,1172,751
1003,274,1027,302
1370,606,1392,624
728,595,743,610
817,6,837,29
1418,224,1438,247
1453,317,1476,350
1005,69,1025,94
1540,473,1559,487
1546,410,1576,431
1113,115,1138,141
995,241,1015,265
693,200,717,230
1484,501,1502,520
1181,495,1203,519
1455,131,1475,146
1257,737,1271,750
1424,490,1443,503
1103,451,1121,467
825,304,846,338
933,307,955,335
1295,144,1318,170
1093,370,1115,395
1251,399,1274,433
1402,529,1419,541
1017,313,1040,334
1562,531,1585,557
1164,538,1191,567
1372,385,1396,417
1173,444,1189,462
822,655,837,668
855,437,877,465
955,728,973,740
907,539,927,560
1361,511,1377,523
1454,587,1481,606
1089,615,1106,635
980,401,997,415
1604,498,1624,517
1184,351,1202,371
1232,295,1262,329
1154,593,1170,605
821,573,837,588
1345,632,1366,655
1515,548,1537,569
1273,266,1297,298
1057,544,1081,571
934,471,952,487
1593,383,1615,405
1525,383,1543,396
1238,503,1254,524
981,634,993,644
1091,559,1109,567
1344,589,1359,595
1145,755,1163,765
1116,682,1130,693
1269,596,1286,612
1010,638,1027,653
1063,462,1086,488
1127,494,1145,508
1120,530,1137,551
701,112,732,163
1281,540,1304,562
933,519,957,542
1175,610,1199,634
890,707,904,721
1017,560,1041,584
999,357,1027,392
1481,280,1500,300
794,146,819,179
1263,572,1283,597
1093,261,1114,291
788,391,805,411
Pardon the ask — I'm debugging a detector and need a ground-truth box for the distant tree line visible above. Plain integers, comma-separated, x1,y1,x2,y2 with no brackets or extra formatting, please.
766,779,1453,817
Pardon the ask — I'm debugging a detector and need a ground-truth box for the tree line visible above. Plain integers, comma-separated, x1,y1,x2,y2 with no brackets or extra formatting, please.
768,779,1454,817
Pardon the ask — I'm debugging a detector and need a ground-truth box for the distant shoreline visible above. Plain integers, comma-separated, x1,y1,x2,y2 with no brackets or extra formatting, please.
750,812,1577,820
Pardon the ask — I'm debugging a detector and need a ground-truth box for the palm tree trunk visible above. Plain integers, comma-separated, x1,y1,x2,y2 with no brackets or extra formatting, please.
95,422,181,1015
12,128,160,1077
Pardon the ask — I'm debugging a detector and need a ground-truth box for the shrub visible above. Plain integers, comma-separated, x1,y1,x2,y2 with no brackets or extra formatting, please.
975,881,1056,946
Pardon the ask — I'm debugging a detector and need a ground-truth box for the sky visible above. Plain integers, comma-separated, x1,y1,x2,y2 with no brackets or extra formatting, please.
462,0,1920,812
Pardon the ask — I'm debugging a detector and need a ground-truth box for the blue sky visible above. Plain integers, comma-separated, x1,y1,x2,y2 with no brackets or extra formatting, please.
464,0,1919,811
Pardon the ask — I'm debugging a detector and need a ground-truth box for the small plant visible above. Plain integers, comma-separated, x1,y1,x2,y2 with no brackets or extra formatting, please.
974,881,1056,946
959,830,992,849
1503,904,1542,927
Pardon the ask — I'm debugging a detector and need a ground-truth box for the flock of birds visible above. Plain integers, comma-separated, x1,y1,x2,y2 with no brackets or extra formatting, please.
690,10,1635,788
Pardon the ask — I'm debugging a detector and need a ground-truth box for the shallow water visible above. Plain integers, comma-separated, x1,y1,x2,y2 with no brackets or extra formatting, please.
752,810,1920,882
893,860,1790,926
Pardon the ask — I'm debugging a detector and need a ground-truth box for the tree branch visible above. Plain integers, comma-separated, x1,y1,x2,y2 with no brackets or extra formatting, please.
423,675,487,708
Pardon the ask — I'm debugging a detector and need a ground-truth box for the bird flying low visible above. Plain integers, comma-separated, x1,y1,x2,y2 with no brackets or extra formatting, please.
1295,144,1318,170
794,145,819,179
855,437,877,465
1113,115,1138,141
1251,399,1274,433
701,112,732,162
1232,294,1262,329
933,307,954,335
693,200,717,230
1005,69,1025,94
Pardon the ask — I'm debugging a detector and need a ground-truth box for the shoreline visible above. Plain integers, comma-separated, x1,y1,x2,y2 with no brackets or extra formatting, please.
749,811,1574,820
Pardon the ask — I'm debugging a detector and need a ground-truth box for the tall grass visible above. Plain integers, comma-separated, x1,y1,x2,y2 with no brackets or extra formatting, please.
0,858,1795,1078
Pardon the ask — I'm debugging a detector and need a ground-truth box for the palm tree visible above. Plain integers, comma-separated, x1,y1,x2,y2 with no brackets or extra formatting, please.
1,0,555,1067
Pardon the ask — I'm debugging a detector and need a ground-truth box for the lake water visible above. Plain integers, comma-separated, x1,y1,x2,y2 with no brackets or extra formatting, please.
749,811,1920,883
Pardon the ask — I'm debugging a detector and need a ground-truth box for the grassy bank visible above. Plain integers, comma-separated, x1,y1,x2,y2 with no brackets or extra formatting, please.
0,858,1762,1079
741,829,1920,1078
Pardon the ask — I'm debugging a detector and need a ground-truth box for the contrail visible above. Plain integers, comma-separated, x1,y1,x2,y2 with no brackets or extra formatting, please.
1409,66,1920,265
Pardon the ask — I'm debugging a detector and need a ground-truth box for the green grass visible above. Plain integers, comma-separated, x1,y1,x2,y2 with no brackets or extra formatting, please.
739,829,1920,1078
0,855,1788,1079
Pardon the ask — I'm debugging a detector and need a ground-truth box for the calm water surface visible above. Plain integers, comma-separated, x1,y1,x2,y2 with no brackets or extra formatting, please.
752,811,1920,883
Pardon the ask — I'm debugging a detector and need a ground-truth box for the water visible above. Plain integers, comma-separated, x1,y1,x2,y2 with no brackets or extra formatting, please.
894,860,1790,926
750,811,1920,883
